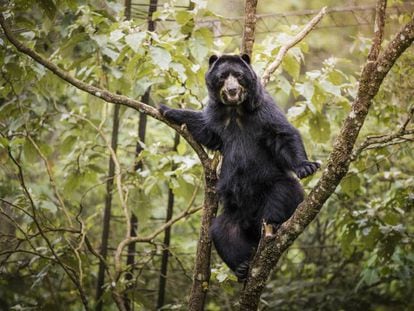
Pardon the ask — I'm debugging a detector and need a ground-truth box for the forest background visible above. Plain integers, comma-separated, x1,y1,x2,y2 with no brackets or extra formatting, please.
0,0,413,310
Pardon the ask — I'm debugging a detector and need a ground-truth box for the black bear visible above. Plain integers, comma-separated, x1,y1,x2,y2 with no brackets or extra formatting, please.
159,54,319,280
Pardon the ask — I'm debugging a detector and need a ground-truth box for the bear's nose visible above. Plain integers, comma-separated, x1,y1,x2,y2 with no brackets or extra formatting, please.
227,87,239,96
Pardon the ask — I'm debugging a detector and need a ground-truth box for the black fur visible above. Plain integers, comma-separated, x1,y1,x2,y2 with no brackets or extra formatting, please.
159,54,320,280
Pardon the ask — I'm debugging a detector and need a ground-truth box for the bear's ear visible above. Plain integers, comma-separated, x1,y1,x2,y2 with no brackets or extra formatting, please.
208,55,219,67
240,53,251,64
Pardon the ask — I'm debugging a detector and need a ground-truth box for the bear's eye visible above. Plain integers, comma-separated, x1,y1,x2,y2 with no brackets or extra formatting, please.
233,72,243,79
219,73,228,81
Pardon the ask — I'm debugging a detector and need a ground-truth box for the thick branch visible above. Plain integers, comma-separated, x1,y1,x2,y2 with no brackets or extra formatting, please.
261,7,327,87
188,168,218,310
368,0,387,61
241,0,258,57
240,6,414,310
0,14,209,166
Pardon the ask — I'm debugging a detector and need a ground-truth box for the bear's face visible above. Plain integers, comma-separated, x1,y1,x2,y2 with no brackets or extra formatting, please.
206,54,258,108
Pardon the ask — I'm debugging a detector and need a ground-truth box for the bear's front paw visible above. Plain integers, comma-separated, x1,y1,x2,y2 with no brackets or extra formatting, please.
295,161,320,179
158,104,182,125
158,104,171,117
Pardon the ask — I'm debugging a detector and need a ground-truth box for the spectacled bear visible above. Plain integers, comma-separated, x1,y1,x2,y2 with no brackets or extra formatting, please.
159,54,320,280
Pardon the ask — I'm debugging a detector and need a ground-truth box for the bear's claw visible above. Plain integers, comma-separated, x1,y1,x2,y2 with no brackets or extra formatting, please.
295,161,320,179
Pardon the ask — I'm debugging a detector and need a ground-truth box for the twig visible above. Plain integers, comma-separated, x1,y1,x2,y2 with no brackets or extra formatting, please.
7,148,91,310
351,130,413,160
72,113,131,240
113,177,202,281
26,135,73,226
352,105,413,160
261,7,327,87
114,205,202,280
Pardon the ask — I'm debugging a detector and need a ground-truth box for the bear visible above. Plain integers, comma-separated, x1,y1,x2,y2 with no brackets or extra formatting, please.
159,54,320,280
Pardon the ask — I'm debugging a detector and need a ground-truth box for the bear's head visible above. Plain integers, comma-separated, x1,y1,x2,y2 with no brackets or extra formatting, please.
205,54,260,111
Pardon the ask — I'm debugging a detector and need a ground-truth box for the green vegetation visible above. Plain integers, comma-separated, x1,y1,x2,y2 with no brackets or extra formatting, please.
0,0,413,310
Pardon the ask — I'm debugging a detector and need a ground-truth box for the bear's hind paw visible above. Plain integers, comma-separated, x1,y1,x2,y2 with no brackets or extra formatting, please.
234,260,250,282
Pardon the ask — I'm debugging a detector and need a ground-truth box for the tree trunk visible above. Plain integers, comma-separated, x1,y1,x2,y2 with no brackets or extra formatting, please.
156,133,180,309
241,0,258,57
188,164,218,310
95,103,120,311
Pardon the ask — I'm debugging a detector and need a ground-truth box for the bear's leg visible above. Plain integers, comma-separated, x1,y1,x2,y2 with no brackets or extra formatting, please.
261,180,304,228
210,214,257,281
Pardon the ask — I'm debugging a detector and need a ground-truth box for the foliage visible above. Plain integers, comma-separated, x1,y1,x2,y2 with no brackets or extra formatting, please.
0,0,413,310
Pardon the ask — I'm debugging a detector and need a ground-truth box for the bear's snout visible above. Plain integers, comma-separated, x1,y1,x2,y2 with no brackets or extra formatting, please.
220,74,246,105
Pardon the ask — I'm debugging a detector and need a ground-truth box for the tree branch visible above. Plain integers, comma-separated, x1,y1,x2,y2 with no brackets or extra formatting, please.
241,0,258,57
351,108,414,160
0,13,209,167
240,3,414,309
261,7,327,87
368,0,387,61
7,147,90,310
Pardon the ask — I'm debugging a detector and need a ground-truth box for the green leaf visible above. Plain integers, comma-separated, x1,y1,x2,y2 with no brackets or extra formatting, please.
189,28,213,62
0,137,9,148
319,80,341,96
282,54,300,80
125,32,146,53
383,211,399,226
341,173,361,197
150,46,172,70
308,113,331,143
327,70,347,85
295,82,314,101
64,173,82,195
23,140,38,163
176,11,193,25
311,85,327,112
102,47,119,61
277,75,291,95
38,0,57,19
40,200,58,213
361,268,380,286
341,225,356,256
287,103,307,120
177,141,187,155
109,29,124,42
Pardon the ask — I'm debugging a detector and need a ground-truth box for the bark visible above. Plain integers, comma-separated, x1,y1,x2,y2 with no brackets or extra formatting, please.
241,0,258,57
239,5,414,309
188,164,218,310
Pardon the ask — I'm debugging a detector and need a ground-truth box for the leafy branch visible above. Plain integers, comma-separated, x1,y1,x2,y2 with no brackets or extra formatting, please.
351,107,414,160
0,14,209,167
261,6,327,87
